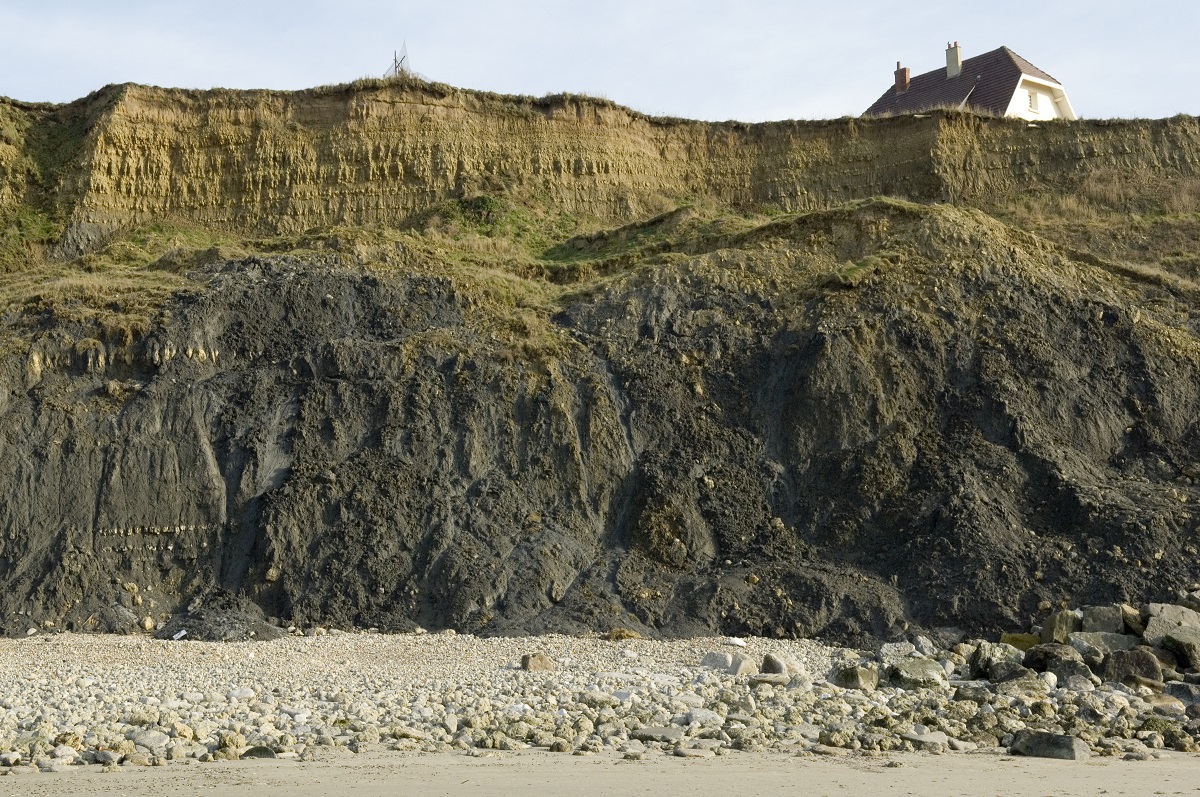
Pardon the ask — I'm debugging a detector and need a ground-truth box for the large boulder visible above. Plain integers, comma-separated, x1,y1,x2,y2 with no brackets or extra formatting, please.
953,683,994,703
130,729,170,756
1040,610,1082,644
1120,604,1146,635
1181,591,1200,613
900,728,949,752
761,653,805,677
1024,643,1083,672
996,674,1052,697
700,651,734,670
1165,682,1200,705
1102,648,1162,686
728,652,760,676
968,641,1024,680
1080,605,1124,634
999,632,1041,651
1025,643,1095,685
888,658,948,689
1147,603,1200,625
1067,632,1140,670
1143,604,1200,647
1009,730,1090,760
1162,626,1200,669
1145,646,1180,670
988,659,1037,683
831,664,879,692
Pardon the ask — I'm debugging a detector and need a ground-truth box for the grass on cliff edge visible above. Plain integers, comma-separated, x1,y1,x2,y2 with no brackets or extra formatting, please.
990,167,1200,281
3,192,1200,353
0,222,241,345
0,193,777,353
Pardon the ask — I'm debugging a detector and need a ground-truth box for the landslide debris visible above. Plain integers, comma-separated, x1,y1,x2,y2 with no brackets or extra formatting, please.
156,588,288,643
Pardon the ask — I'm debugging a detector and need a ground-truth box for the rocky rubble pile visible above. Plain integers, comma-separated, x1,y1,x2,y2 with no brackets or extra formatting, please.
998,599,1200,695
3,612,1200,775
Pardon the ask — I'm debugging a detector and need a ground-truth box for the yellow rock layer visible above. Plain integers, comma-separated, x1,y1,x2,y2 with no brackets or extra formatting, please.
6,79,1200,252
66,82,941,239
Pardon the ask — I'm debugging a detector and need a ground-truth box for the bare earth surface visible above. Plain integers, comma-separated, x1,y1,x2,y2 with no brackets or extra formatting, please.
5,749,1200,797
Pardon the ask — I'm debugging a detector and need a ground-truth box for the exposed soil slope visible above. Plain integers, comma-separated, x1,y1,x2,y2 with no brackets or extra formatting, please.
1,196,1198,644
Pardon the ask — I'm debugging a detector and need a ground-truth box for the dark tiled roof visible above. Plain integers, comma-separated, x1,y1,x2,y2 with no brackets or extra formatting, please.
862,47,1061,117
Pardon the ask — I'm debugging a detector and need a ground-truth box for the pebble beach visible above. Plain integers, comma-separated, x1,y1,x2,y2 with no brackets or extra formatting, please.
3,622,1200,780
0,631,836,770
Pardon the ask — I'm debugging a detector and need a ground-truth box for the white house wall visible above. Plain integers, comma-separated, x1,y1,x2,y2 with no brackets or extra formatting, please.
1003,76,1078,121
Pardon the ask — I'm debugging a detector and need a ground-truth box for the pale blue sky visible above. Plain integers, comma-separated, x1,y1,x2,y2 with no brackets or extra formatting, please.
1,1,1195,120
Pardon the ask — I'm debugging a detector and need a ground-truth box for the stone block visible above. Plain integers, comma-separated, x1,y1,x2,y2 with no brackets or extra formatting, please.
1024,643,1082,672
1163,626,1200,669
968,641,1023,679
1080,605,1124,634
999,632,1041,651
1040,610,1082,644
831,664,878,692
631,726,683,744
1009,730,1090,760
1120,604,1145,635
1102,648,1162,685
1067,632,1139,670
730,652,758,676
888,657,947,689
989,659,1036,683
1165,682,1200,705
1147,603,1200,627
761,653,804,677
1143,604,1200,646
521,652,556,672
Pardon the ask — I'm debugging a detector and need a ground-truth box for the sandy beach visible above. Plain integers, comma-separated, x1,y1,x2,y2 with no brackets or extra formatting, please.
6,747,1200,797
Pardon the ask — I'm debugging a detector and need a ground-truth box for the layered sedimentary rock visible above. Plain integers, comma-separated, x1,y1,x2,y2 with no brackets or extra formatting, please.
4,80,1198,255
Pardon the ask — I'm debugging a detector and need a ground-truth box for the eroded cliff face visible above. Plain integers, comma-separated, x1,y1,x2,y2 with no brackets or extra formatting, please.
1,80,1200,643
56,82,938,249
21,81,1195,256
2,200,1198,643
935,114,1200,196
0,256,637,635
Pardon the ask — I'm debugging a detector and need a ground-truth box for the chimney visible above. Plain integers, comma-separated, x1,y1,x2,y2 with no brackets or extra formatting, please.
946,41,962,78
894,61,910,92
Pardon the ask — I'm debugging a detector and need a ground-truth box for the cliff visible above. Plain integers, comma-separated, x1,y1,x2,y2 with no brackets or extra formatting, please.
5,79,1200,256
0,79,1198,643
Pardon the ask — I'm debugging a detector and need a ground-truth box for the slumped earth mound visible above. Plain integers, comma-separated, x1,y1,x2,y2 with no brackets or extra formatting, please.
0,77,1198,644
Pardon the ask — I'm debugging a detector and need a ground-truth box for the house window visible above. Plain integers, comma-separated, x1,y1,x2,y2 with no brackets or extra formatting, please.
1028,90,1039,112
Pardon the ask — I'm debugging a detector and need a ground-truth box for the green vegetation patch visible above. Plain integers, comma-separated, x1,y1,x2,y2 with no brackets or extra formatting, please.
0,97,95,275
0,220,243,345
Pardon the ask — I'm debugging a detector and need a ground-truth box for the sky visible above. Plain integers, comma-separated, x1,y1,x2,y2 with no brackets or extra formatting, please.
1,0,1196,121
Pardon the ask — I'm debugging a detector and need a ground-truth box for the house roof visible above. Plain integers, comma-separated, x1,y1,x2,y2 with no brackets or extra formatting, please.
862,47,1061,117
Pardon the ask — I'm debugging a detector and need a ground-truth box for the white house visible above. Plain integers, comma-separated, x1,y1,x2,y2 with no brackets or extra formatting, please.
863,42,1077,121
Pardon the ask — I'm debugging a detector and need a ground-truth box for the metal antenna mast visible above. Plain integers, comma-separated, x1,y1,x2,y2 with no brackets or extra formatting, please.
386,42,411,78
